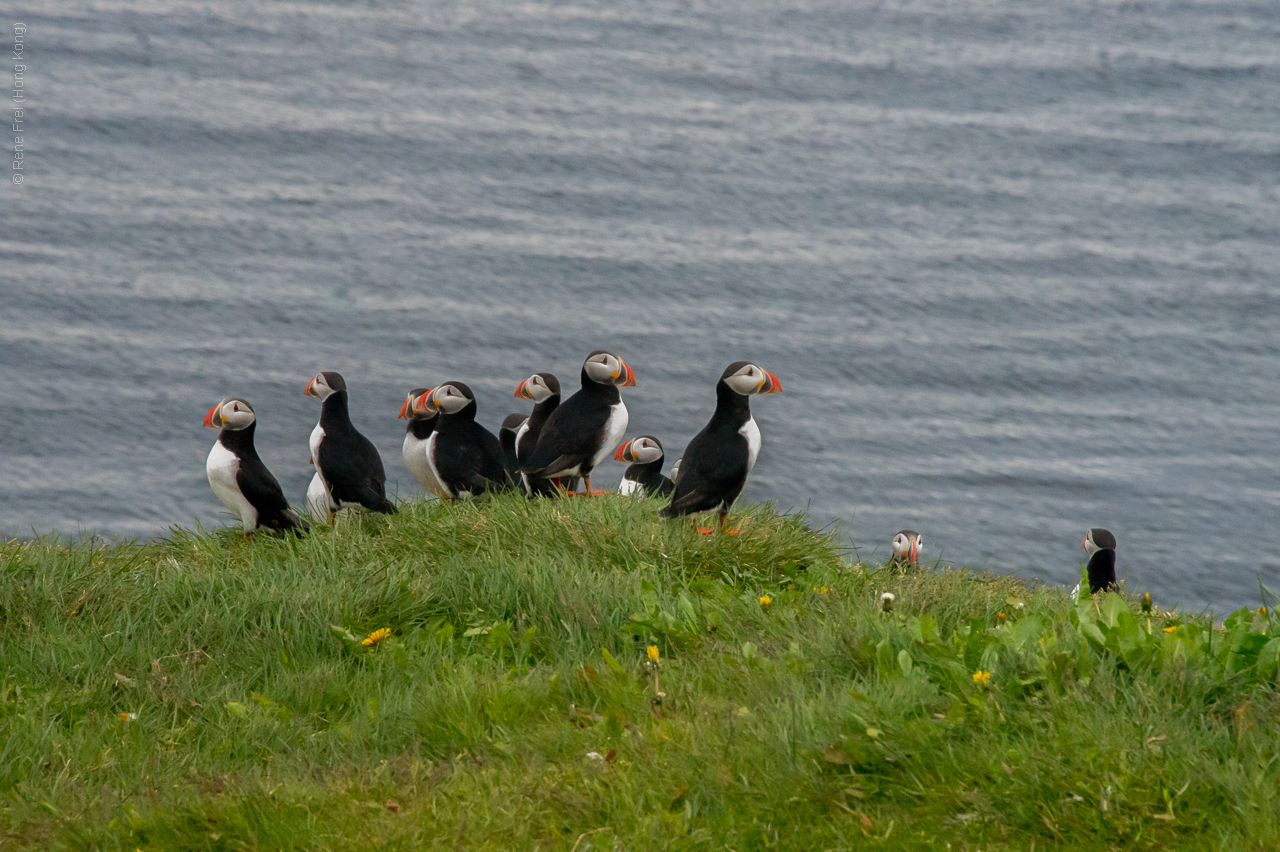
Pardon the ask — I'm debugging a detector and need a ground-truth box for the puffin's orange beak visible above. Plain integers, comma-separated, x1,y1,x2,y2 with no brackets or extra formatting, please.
618,360,636,387
304,377,318,398
910,538,920,563
398,397,412,420
515,379,530,399
203,404,221,428
415,388,437,412
762,370,782,394
1082,536,1088,552
614,441,631,462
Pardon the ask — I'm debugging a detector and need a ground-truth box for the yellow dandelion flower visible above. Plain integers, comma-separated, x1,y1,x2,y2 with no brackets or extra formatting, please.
996,612,1006,620
972,670,991,685
362,627,393,647
759,595,773,606
813,586,829,595
646,645,660,661
1257,607,1268,615
1163,626,1177,634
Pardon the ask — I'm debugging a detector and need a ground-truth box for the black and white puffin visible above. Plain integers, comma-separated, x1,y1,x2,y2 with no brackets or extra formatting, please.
304,371,396,515
614,435,675,498
659,361,781,531
1073,527,1118,598
514,372,566,496
398,387,446,498
417,382,514,499
499,413,527,479
520,351,636,495
890,530,922,566
202,397,305,536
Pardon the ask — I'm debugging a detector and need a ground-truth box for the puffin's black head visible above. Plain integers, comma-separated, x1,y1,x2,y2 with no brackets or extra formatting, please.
304,371,347,400
203,397,256,431
719,361,781,396
1083,528,1117,555
582,350,636,387
500,413,528,434
614,435,664,464
398,387,437,421
428,381,476,416
515,372,561,402
891,530,922,563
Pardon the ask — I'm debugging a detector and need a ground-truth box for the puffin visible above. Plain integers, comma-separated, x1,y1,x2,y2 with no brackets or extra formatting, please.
614,435,675,498
399,387,446,498
890,530,922,567
304,371,396,515
417,382,514,499
1073,527,1118,599
514,372,567,496
202,397,305,536
305,472,333,524
499,413,527,479
519,351,636,495
670,457,683,486
659,361,781,531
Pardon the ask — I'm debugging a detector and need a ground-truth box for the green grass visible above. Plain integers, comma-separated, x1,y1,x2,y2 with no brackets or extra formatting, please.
2,495,1278,850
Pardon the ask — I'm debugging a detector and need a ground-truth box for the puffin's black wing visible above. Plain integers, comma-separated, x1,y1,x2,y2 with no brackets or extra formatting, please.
235,456,306,533
520,396,611,478
659,425,748,518
1086,549,1117,594
436,422,514,496
318,433,395,514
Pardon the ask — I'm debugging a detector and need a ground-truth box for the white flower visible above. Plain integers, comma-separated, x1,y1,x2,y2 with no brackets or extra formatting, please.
880,592,895,613
586,752,604,761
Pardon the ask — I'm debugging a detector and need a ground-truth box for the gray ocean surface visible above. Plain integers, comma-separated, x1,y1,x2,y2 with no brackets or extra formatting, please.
4,1,1279,610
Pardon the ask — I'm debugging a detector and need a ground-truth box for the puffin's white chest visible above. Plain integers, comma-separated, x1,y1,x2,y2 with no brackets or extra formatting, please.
513,420,532,459
308,423,325,480
739,417,761,473
592,400,629,471
306,471,333,524
206,441,258,530
404,431,445,498
619,476,642,497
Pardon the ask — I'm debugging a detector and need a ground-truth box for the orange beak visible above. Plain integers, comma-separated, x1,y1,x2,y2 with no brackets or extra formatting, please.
762,370,782,394
203,404,221,428
414,387,437,411
515,379,530,399
910,538,920,563
614,440,631,462
304,377,318,397
1082,536,1088,552
398,397,412,420
618,360,637,387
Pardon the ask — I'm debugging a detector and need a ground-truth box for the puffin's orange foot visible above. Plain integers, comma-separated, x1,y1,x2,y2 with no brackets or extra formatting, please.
698,527,715,535
726,528,741,535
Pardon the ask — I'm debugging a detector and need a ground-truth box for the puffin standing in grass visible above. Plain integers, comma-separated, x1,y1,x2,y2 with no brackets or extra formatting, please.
399,387,445,498
659,361,781,532
1073,527,1118,598
520,351,636,496
890,530,922,567
418,382,514,499
514,372,568,496
203,397,306,536
614,435,675,498
304,371,396,515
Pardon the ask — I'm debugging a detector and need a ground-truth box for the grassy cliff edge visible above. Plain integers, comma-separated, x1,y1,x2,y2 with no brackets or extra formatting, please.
1,496,1278,850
